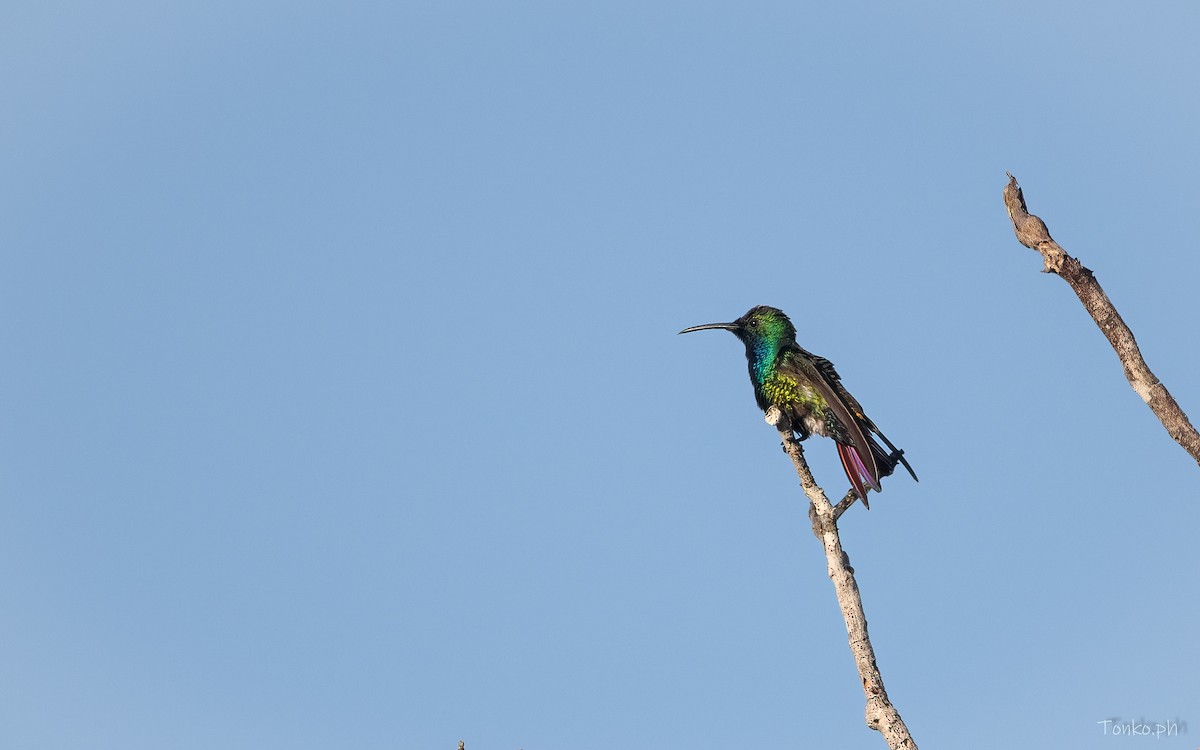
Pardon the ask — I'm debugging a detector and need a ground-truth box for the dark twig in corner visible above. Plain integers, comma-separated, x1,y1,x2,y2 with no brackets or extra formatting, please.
1002,173,1200,467
766,406,918,750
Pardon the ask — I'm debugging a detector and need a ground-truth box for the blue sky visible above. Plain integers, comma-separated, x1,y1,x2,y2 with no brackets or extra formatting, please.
3,2,1198,748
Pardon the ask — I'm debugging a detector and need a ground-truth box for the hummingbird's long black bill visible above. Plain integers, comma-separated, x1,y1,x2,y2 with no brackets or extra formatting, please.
678,322,739,335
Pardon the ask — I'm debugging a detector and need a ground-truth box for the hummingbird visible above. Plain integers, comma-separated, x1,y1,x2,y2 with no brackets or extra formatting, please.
679,305,916,508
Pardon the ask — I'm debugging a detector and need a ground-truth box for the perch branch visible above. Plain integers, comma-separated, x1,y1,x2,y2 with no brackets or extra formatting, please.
766,406,918,750
1003,173,1200,466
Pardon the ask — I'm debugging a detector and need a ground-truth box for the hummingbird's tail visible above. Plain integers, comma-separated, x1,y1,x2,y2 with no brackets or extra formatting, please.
838,430,918,510
867,427,918,483
837,442,881,510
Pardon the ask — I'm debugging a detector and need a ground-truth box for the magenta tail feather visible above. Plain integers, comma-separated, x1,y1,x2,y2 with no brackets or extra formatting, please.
837,443,879,509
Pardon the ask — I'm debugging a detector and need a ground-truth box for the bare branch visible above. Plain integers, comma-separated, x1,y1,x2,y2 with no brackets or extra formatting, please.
765,407,918,749
1003,173,1200,467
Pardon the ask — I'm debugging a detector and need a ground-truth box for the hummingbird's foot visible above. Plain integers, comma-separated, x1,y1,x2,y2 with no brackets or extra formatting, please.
778,432,799,453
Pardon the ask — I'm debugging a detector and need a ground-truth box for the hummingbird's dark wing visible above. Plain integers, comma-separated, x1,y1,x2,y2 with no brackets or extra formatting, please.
785,351,883,507
800,347,918,485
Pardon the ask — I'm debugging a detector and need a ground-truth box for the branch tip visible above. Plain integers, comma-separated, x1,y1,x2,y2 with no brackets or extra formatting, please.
1000,175,1200,466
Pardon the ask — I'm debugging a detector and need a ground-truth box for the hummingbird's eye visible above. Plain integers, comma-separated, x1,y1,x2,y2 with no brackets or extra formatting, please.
749,319,758,328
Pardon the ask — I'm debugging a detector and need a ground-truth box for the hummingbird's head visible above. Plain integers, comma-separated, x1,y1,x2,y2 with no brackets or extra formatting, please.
681,306,792,372
678,305,796,367
679,305,795,345
730,306,796,347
